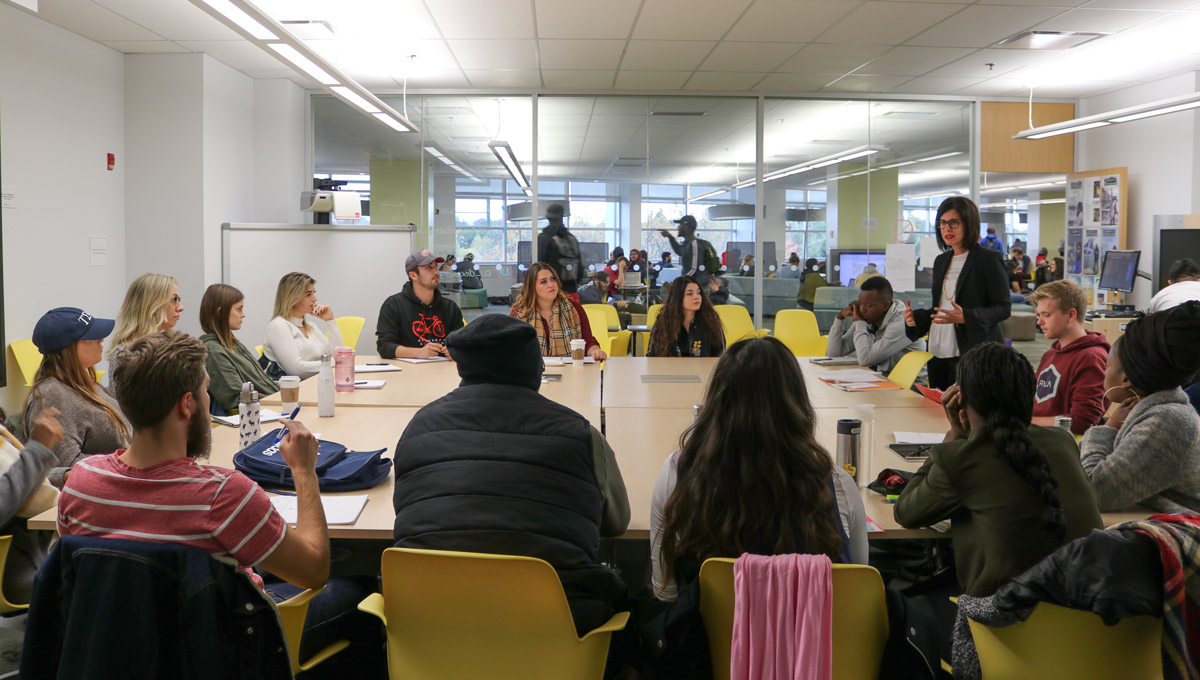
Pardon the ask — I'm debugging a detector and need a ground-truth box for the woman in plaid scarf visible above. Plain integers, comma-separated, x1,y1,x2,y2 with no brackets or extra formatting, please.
510,263,606,361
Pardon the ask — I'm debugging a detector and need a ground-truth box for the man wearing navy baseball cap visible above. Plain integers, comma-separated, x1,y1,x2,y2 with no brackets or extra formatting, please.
375,249,465,359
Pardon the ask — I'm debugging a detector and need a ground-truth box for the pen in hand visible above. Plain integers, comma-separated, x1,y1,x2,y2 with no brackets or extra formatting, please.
271,405,302,446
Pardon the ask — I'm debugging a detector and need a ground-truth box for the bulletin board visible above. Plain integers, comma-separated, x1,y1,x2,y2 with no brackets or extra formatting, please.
1065,167,1127,306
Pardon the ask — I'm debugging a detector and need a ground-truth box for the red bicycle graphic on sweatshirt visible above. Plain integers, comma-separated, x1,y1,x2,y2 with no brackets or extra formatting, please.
412,313,446,344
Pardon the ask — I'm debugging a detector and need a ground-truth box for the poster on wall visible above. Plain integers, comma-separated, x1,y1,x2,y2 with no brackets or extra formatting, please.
1078,276,1096,304
1066,181,1085,227
1067,168,1127,274
1101,175,1120,227
1067,227,1084,275
1082,227,1101,275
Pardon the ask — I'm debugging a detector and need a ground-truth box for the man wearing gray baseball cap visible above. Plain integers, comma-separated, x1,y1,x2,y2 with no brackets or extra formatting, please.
375,249,465,359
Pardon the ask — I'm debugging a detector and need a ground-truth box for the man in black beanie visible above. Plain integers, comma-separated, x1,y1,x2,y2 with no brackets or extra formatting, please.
391,314,630,635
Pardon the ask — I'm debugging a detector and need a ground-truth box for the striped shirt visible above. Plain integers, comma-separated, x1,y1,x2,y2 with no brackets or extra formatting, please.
57,452,286,587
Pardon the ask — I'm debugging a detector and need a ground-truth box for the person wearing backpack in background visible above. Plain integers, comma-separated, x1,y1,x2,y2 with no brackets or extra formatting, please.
537,202,584,301
660,215,718,287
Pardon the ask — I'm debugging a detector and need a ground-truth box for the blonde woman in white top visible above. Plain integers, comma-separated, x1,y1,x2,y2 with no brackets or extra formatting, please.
262,272,344,380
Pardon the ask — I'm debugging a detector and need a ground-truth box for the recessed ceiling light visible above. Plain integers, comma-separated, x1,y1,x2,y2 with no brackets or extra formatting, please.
994,30,1107,51
650,111,707,117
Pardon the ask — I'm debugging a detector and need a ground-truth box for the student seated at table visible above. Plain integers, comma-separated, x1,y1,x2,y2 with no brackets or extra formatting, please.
107,273,185,365
376,250,464,360
59,332,383,674
1079,301,1200,513
604,256,630,297
24,307,130,487
391,315,630,636
199,284,278,414
0,408,63,605
1147,257,1200,313
894,342,1103,599
825,276,924,373
1026,280,1109,435
510,262,606,361
262,271,344,380
651,336,869,602
646,276,724,358
579,270,625,309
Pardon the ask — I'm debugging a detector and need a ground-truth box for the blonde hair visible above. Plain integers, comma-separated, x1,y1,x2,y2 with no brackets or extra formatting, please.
273,272,315,319
512,263,567,319
1028,279,1087,320
27,342,129,444
108,273,176,360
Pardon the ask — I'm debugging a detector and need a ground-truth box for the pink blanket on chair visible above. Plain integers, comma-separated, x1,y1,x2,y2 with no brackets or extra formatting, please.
730,553,833,680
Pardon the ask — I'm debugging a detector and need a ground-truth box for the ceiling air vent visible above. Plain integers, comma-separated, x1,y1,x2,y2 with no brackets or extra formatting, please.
995,30,1107,50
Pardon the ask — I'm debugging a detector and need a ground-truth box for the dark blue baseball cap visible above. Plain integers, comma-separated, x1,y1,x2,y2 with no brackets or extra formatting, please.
32,307,115,354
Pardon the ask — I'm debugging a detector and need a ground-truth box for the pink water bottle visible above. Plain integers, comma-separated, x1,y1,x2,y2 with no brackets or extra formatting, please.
334,346,355,392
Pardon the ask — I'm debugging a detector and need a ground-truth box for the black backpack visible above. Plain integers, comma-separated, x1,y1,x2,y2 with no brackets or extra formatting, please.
551,232,583,284
698,238,721,276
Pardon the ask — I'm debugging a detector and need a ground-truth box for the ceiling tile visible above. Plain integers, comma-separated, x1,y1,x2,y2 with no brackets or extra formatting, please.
241,68,312,86
975,0,1087,5
542,70,617,88
464,69,543,88
924,48,1061,78
35,0,163,41
255,0,444,41
448,39,538,70
427,0,535,39
621,40,716,71
95,0,243,41
1034,8,1169,33
1083,0,1196,8
684,72,768,91
539,40,625,70
699,42,801,72
821,74,913,93
726,0,858,43
175,41,289,70
777,43,891,74
954,78,1028,96
534,0,641,39
856,46,975,76
631,0,755,40
818,2,965,45
906,4,1068,48
886,76,985,94
1026,79,1128,98
101,40,190,53
615,71,691,89
311,39,460,74
753,73,838,92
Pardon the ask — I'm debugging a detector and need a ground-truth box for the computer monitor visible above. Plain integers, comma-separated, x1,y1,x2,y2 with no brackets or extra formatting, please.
1098,249,1140,293
829,249,886,287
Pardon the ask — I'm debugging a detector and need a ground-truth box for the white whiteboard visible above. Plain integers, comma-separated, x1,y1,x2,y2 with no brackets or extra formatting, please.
222,223,415,354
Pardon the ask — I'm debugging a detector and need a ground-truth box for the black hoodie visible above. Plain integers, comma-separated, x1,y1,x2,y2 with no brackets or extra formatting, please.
375,281,464,358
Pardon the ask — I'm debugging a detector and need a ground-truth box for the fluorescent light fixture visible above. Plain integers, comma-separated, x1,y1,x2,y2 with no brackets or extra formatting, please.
197,0,277,40
979,175,1067,194
267,43,337,84
916,151,963,163
901,189,970,202
331,86,380,114
489,141,529,190
979,198,1066,209
425,146,479,181
688,188,727,202
423,146,446,159
1015,91,1200,139
372,113,408,132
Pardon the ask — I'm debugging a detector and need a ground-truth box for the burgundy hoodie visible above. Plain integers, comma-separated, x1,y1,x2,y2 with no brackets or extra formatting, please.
1033,331,1111,434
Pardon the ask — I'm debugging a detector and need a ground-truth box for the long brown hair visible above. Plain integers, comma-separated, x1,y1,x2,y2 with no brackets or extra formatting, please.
512,262,568,318
199,284,244,352
26,342,129,443
647,276,722,357
659,336,842,589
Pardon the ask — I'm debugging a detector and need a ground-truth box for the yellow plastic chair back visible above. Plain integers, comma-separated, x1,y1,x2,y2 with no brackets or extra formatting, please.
583,306,614,356
276,585,350,675
886,350,934,390
94,369,106,384
968,602,1162,680
713,305,767,345
255,344,264,358
358,548,629,680
11,339,42,387
609,330,632,357
699,558,888,680
335,316,366,352
0,535,29,614
773,309,827,357
582,304,621,333
647,304,664,328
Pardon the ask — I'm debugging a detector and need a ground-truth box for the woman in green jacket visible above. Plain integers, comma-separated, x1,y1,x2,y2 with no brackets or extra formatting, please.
199,284,279,413
894,342,1102,598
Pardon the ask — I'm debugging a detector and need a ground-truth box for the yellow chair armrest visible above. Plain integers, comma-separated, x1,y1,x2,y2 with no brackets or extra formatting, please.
299,639,351,672
940,659,952,673
579,611,630,641
358,592,386,623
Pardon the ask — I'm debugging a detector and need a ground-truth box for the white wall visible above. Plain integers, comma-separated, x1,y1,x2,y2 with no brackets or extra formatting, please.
1076,71,1200,308
0,4,126,414
253,79,307,225
202,56,256,288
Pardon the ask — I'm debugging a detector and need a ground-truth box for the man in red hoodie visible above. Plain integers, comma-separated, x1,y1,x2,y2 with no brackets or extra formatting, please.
1028,280,1110,434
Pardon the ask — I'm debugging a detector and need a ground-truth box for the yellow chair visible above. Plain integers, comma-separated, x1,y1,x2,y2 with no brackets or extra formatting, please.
886,350,934,390
699,558,888,680
11,339,42,387
94,369,106,384
0,536,29,615
358,548,630,680
968,602,1162,680
773,309,827,357
713,305,768,345
637,304,664,356
335,316,366,352
255,344,264,358
582,304,621,333
277,585,351,675
582,306,631,358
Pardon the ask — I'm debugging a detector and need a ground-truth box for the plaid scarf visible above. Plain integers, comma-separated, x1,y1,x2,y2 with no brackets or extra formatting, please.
514,298,583,358
1112,514,1200,680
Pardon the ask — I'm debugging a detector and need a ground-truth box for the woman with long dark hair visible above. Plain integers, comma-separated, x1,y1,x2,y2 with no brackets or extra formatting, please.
903,197,1011,389
650,336,867,600
895,342,1102,597
199,283,279,414
646,276,724,358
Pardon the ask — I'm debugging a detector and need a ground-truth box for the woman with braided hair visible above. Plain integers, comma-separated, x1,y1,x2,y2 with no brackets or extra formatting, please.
1080,300,1200,513
895,342,1102,597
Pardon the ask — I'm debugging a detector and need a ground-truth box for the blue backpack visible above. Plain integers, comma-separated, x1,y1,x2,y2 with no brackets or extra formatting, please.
233,428,391,492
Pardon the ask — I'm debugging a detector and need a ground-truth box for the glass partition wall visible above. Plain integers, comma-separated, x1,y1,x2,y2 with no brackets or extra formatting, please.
312,93,974,328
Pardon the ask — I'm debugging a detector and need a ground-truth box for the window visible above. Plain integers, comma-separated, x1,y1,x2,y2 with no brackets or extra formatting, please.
785,189,828,261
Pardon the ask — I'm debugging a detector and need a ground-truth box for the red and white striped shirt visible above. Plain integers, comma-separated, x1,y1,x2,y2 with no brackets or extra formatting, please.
58,452,286,586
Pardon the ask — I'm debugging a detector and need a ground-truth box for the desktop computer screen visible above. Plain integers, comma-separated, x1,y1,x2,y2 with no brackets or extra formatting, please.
1098,249,1140,292
831,251,886,287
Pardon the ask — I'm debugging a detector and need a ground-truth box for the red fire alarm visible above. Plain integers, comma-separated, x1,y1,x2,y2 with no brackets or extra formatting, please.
107,153,115,171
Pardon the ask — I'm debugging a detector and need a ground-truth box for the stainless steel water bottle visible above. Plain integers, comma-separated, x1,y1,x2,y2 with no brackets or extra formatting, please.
836,418,862,480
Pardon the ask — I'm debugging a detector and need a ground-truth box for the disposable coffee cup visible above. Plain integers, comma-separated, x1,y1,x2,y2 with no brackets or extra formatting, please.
279,376,301,412
570,339,586,361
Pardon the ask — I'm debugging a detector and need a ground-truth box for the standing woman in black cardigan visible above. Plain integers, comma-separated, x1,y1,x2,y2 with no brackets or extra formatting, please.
904,196,1011,389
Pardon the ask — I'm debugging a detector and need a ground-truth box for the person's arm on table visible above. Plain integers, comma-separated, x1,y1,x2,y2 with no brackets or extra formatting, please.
590,428,629,537
893,453,963,529
1079,406,1198,512
852,310,913,369
257,419,330,589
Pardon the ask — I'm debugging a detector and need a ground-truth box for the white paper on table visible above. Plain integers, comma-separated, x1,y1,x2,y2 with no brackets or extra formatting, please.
894,431,946,445
270,495,368,525
352,380,386,389
819,369,885,383
354,364,403,373
919,236,941,269
885,243,916,291
544,356,597,366
211,409,283,427
396,356,450,364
